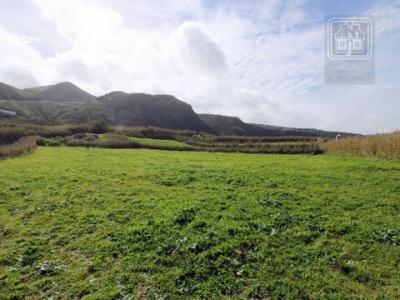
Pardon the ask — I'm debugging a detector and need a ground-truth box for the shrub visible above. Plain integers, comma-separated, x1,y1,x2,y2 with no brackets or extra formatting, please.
92,121,109,134
0,121,95,144
37,137,65,147
0,136,38,158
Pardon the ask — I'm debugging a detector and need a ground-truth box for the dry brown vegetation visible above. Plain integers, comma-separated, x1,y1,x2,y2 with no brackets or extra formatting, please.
0,121,323,154
190,141,321,154
322,132,400,159
60,134,321,154
195,135,317,143
0,122,193,144
115,126,199,140
0,136,38,158
0,122,100,145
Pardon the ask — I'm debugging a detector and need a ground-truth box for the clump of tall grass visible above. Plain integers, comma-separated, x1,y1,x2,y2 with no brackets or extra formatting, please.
0,136,38,158
115,126,198,141
0,121,108,145
62,134,197,151
322,132,400,159
194,135,317,144
64,134,141,148
186,135,321,154
65,134,321,154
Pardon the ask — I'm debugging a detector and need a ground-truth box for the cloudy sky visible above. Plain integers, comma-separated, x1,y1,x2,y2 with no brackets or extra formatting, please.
0,0,399,133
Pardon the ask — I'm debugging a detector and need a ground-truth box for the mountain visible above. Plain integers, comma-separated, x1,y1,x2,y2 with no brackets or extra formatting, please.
0,81,351,136
199,114,351,137
0,83,27,101
199,114,254,136
0,83,212,132
98,92,213,132
24,82,96,102
0,82,96,102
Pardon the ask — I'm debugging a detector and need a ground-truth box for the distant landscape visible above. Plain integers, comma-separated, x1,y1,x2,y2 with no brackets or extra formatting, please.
1,79,399,299
1,1,399,298
2,80,399,160
0,81,350,137
0,80,348,159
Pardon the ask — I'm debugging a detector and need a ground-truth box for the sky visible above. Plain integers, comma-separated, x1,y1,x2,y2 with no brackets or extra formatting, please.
0,0,399,134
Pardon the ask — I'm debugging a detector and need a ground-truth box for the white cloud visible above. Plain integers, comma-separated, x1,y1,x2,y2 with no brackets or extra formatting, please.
0,27,43,86
368,2,400,34
0,0,399,134
174,22,227,77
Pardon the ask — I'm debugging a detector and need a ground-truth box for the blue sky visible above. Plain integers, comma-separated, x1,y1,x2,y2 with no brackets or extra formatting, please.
0,0,399,133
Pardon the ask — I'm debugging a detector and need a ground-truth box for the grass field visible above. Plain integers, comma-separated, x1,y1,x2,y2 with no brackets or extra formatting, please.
1,147,400,299
127,137,189,148
97,134,190,148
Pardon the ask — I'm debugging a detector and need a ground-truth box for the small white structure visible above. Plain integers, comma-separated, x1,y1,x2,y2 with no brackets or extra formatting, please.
336,134,342,140
0,109,17,117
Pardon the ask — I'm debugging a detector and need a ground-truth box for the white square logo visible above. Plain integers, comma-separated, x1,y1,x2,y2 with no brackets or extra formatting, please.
327,17,373,60
325,16,374,84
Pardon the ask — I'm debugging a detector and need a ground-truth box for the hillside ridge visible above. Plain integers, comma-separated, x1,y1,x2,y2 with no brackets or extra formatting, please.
0,81,352,136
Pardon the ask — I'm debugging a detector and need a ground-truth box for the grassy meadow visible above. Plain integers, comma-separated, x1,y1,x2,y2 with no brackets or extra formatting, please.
1,147,400,299
127,136,190,148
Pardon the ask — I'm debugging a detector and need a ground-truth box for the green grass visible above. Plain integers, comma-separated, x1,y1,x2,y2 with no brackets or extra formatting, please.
0,147,399,299
95,134,190,148
128,136,189,148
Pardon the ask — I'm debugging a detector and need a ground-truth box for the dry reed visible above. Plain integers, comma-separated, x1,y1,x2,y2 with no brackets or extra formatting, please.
322,132,400,159
0,136,38,158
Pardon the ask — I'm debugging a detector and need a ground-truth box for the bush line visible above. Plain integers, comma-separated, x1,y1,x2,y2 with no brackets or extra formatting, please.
0,136,38,158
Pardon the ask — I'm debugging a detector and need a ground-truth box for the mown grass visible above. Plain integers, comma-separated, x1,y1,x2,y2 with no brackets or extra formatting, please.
322,132,400,159
1,147,400,299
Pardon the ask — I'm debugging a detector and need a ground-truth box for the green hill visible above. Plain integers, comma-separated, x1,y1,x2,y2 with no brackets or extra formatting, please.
0,82,96,102
24,82,96,102
0,83,29,101
0,81,352,136
99,92,213,132
199,114,350,137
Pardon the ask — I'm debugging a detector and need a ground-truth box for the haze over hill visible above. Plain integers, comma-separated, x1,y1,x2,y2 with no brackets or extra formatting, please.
24,82,97,102
0,83,27,101
0,81,350,137
0,82,96,102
